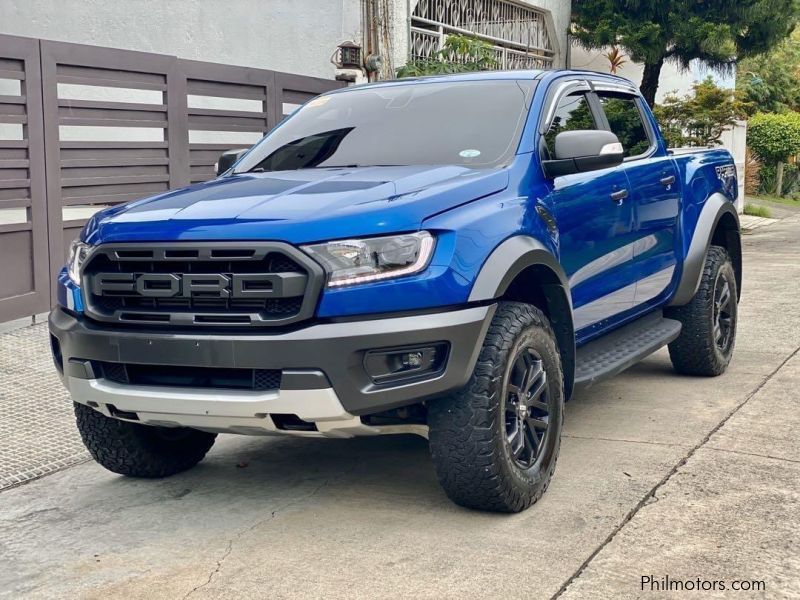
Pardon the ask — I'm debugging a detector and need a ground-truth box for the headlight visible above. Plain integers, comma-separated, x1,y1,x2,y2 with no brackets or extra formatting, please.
302,232,435,288
67,240,92,285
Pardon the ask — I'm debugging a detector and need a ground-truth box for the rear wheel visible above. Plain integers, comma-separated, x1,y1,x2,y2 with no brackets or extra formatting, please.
667,246,738,376
75,403,217,478
427,302,563,513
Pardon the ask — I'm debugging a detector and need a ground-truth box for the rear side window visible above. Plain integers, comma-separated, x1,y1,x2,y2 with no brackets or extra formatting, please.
597,93,652,158
544,92,598,157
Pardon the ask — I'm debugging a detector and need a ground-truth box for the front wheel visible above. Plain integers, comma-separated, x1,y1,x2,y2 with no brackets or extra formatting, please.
427,302,564,513
667,246,738,376
75,403,217,478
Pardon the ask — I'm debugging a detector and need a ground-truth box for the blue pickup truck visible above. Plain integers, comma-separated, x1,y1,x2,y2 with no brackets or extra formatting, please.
49,70,741,512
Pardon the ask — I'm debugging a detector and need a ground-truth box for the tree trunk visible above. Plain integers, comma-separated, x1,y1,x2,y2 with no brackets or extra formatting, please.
640,57,665,106
776,161,785,197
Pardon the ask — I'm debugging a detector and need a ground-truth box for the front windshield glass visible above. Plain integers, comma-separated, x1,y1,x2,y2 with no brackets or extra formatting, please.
234,79,536,173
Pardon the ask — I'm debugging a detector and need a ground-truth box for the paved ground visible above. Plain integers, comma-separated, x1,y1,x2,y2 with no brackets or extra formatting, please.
0,324,87,490
1,215,799,599
740,213,779,231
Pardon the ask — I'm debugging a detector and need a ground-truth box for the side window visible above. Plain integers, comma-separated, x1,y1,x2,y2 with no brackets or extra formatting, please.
544,92,598,157
597,93,652,158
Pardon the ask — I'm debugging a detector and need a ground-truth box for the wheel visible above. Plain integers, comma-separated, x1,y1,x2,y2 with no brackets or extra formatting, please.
74,403,217,478
427,302,564,513
666,246,738,376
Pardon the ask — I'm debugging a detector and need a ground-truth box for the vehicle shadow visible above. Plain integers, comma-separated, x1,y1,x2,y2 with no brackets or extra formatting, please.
77,433,471,524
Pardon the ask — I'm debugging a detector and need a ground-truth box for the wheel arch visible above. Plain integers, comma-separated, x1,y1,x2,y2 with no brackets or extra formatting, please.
670,193,741,307
469,236,576,400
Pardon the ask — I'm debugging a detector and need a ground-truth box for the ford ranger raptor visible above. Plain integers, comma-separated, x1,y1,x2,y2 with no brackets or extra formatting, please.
49,70,741,512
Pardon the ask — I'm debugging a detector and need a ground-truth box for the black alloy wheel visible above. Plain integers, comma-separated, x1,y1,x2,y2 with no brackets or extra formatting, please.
504,347,550,470
713,271,734,354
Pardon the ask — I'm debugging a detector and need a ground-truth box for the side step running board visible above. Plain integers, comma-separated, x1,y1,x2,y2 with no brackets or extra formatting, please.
574,310,682,389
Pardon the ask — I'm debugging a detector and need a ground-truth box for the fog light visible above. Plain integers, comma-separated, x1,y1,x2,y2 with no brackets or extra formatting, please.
364,343,449,385
402,351,423,369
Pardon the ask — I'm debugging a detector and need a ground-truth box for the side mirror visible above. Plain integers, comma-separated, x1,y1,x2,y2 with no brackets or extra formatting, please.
215,148,248,176
542,131,624,178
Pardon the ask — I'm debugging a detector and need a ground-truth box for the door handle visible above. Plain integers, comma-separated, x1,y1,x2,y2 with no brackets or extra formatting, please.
610,189,629,203
660,175,676,187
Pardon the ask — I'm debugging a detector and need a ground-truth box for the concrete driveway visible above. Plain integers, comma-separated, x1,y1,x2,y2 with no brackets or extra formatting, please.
1,216,798,599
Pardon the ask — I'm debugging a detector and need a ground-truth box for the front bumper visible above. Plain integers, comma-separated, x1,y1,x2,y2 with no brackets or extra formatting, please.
49,305,495,435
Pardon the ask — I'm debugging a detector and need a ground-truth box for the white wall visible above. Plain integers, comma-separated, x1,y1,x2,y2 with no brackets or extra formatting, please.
1,1,569,78
0,0,363,79
531,0,571,68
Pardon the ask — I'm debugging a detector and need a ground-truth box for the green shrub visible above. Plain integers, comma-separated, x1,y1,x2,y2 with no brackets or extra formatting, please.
743,203,773,218
748,112,800,196
748,112,800,163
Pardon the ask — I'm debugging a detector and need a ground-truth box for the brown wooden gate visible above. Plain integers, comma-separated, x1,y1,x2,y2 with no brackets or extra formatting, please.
0,34,343,323
0,35,50,322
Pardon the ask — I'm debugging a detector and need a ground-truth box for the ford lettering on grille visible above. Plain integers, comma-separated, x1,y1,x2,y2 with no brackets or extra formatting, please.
91,272,307,299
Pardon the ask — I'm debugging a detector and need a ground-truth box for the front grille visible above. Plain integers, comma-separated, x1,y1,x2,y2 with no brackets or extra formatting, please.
97,361,282,391
81,242,323,328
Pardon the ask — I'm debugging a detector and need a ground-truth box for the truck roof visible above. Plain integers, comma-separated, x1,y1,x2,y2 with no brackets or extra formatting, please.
327,69,638,94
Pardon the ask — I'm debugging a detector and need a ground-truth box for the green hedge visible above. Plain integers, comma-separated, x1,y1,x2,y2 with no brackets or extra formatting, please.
748,112,800,163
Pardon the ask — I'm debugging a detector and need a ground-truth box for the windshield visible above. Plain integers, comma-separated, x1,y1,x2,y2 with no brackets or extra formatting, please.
234,79,536,173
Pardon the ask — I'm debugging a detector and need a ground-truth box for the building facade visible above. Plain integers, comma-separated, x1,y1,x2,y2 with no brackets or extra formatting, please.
0,0,571,80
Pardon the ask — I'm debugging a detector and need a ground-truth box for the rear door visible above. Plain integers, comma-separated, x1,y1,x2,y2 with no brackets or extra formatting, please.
593,88,681,309
540,81,637,338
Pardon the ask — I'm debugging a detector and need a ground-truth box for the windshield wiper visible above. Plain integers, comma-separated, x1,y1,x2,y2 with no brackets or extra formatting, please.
313,164,406,168
243,164,406,174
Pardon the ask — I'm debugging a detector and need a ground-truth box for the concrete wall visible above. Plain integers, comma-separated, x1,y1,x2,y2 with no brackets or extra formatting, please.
0,0,363,79
531,0,571,68
1,1,569,78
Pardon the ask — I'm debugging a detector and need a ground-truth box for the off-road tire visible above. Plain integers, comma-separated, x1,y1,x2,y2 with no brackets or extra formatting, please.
74,403,217,478
427,302,564,513
667,246,738,376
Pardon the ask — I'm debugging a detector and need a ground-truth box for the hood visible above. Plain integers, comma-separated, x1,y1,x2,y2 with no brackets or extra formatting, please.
83,165,509,245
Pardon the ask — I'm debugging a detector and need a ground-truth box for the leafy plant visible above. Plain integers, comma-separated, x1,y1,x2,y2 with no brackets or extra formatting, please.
757,162,800,198
572,0,800,105
603,46,627,74
748,112,800,196
653,78,746,148
396,34,498,78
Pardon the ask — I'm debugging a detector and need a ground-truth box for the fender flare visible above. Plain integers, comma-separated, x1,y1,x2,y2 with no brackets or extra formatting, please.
669,194,741,307
469,236,570,303
469,236,576,400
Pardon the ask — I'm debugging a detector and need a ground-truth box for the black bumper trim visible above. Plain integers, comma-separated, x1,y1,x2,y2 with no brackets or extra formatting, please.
49,305,495,415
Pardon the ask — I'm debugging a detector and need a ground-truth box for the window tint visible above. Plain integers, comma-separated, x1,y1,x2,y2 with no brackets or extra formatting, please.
597,94,652,157
544,92,598,157
234,80,536,173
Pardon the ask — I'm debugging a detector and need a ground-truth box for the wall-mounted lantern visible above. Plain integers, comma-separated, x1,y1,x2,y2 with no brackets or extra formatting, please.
336,41,363,70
